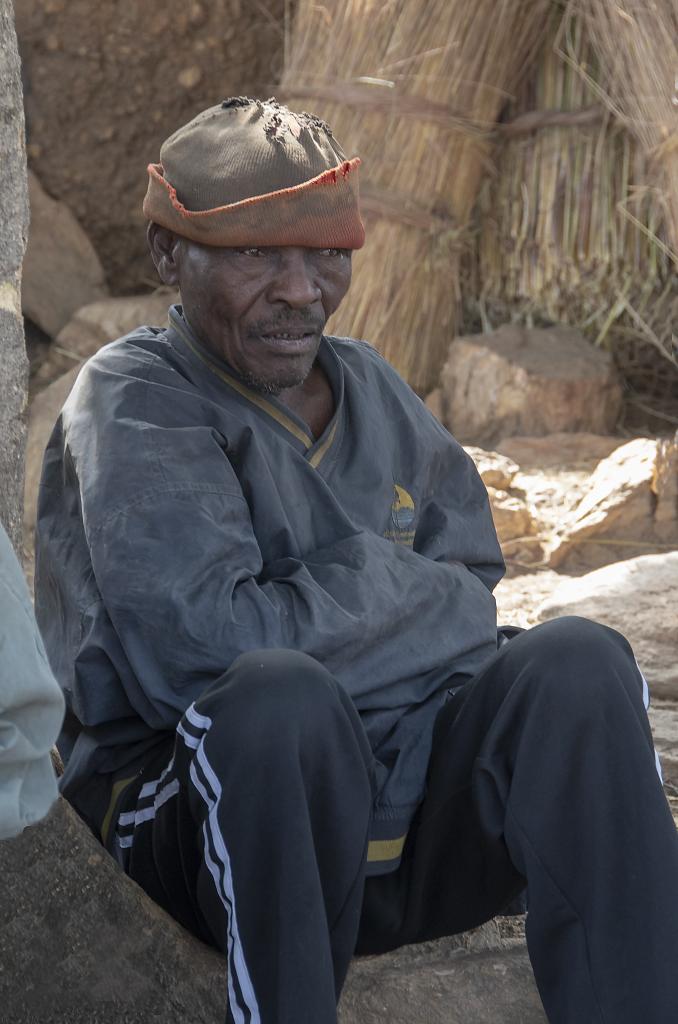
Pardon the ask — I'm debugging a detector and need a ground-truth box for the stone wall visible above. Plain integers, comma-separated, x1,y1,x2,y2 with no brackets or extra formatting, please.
0,0,30,550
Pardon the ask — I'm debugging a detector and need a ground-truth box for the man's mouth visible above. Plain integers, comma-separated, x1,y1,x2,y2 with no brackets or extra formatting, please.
258,329,319,353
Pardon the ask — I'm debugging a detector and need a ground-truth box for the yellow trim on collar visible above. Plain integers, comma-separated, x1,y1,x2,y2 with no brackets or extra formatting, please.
308,419,338,468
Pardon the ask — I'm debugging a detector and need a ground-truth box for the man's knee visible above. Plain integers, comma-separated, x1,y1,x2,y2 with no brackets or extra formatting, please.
525,614,628,658
503,615,641,711
198,648,349,749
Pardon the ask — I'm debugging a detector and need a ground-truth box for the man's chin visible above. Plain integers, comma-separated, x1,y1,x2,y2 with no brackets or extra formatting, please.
240,333,321,395
241,361,311,396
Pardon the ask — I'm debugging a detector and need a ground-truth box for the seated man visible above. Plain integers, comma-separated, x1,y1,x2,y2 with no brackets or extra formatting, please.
35,98,678,1024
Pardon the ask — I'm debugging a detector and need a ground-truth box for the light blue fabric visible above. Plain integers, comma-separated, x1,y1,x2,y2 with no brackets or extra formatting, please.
0,523,64,839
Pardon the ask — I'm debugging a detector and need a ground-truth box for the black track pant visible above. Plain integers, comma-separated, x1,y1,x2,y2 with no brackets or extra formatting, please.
113,617,678,1024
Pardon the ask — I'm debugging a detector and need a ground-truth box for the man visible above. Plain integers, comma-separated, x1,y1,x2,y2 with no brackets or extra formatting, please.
36,98,678,1023
0,521,64,839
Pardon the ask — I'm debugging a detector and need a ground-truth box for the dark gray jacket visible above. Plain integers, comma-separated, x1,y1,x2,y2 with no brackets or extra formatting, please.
35,306,504,873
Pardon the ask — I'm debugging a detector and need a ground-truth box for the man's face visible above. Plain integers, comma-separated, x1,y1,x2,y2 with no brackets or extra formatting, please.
153,230,352,394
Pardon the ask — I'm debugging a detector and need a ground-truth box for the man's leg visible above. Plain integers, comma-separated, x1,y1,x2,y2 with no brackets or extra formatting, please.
359,616,678,1024
115,649,374,1024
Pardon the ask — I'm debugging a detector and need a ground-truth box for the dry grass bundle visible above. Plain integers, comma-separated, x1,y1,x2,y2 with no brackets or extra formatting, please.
472,11,678,426
279,0,550,392
564,0,678,253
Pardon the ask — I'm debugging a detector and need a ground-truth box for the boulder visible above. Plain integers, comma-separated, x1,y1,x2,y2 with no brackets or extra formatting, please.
487,486,539,544
33,288,179,390
548,436,678,570
494,569,564,630
440,326,622,446
0,799,227,1023
654,433,678,542
22,170,108,338
491,434,628,565
496,433,622,469
463,447,542,562
0,0,29,550
465,446,520,490
340,933,545,1023
648,702,678,792
536,552,678,700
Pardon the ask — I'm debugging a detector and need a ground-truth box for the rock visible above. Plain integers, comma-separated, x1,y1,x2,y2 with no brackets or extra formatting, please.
494,570,564,630
463,447,542,563
648,702,678,792
496,433,622,469
33,288,178,389
0,0,30,551
548,436,678,570
0,798,227,1022
23,365,80,563
490,434,628,562
340,933,545,1023
440,326,622,446
654,433,678,542
22,170,108,338
465,446,520,490
487,486,537,543
487,485,543,564
536,552,678,700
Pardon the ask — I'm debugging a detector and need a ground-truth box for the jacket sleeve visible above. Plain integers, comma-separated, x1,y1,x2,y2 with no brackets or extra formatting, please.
86,476,501,728
413,429,505,594
0,527,64,840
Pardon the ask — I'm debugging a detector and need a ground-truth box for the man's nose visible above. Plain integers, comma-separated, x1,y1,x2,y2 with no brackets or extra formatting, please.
268,248,322,309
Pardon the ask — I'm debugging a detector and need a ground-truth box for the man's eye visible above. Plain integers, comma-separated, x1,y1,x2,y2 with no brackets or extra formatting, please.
318,248,349,258
239,247,266,257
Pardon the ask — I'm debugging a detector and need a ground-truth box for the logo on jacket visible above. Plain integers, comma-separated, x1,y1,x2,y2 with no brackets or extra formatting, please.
384,485,416,547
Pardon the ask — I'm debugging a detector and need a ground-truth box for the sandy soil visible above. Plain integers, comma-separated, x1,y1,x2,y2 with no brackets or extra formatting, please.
16,0,285,292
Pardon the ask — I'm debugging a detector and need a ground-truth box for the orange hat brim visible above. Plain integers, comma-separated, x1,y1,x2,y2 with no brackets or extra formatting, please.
143,158,365,250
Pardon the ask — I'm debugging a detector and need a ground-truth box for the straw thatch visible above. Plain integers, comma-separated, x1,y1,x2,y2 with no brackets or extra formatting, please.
564,0,678,253
470,8,678,427
280,0,551,393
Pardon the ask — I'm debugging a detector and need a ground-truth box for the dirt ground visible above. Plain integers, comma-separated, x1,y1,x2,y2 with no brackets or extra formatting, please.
15,0,285,292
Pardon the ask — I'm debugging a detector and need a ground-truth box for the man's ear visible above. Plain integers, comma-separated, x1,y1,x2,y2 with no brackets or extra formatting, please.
147,223,182,286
